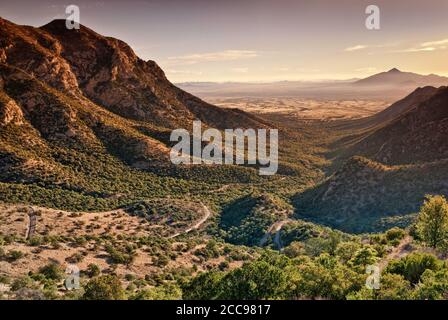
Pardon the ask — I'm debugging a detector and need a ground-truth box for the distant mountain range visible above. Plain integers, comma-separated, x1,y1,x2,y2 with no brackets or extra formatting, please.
177,69,448,100
354,68,448,88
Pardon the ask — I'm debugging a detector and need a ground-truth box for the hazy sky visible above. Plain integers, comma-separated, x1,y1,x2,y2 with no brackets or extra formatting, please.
1,0,448,82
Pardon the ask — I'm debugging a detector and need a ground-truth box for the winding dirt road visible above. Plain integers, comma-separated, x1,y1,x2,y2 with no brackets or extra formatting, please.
259,219,293,249
378,235,413,271
168,203,212,239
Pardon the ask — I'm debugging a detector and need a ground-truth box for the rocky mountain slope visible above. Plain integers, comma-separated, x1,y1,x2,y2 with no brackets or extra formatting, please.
1,17,267,130
340,86,439,131
349,86,448,165
0,17,279,202
0,16,305,217
296,85,448,232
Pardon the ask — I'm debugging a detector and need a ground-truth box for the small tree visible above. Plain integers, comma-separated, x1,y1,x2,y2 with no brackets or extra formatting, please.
349,246,378,268
85,264,101,278
83,275,125,300
385,252,442,284
182,271,224,300
418,195,448,248
38,263,64,281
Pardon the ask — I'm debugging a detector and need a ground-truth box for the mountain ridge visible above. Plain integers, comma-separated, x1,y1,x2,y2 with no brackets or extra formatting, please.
348,86,448,165
354,68,448,88
0,17,269,130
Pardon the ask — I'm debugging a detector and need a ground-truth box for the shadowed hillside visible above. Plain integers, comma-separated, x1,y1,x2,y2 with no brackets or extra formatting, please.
294,156,448,233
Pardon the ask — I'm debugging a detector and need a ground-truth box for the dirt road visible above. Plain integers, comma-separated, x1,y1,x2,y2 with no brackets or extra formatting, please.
378,235,413,271
259,219,293,249
168,203,212,239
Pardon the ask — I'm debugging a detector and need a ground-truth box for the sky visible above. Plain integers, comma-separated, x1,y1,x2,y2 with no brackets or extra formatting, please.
1,0,448,82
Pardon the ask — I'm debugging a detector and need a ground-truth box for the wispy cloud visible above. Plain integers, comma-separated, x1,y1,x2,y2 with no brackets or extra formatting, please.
393,38,448,53
421,39,448,47
167,50,258,65
345,42,402,54
397,47,436,53
344,45,368,52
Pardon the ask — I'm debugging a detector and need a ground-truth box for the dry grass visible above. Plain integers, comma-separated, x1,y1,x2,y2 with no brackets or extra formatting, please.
0,204,150,239
205,97,391,121
0,203,244,282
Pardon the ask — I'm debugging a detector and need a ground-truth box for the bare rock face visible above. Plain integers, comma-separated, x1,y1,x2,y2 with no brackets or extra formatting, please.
0,17,80,94
0,64,82,139
0,92,24,126
37,20,205,127
39,20,268,129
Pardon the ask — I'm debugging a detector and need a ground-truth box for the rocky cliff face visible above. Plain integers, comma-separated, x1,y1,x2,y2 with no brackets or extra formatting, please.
0,18,80,93
0,17,268,130
0,94,24,126
41,20,194,126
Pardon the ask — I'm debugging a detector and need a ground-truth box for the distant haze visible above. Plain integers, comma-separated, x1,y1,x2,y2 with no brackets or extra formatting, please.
177,68,448,100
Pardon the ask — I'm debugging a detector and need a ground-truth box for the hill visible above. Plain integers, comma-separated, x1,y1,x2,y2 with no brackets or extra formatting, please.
354,68,448,88
294,156,448,233
347,86,448,165
0,17,298,211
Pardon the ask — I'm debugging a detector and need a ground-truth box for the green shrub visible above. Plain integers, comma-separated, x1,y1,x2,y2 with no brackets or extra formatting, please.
85,264,101,278
7,250,25,262
218,261,229,271
83,275,125,300
0,274,11,284
66,252,84,263
38,263,64,281
386,252,442,284
11,276,37,291
131,283,182,300
153,254,170,267
385,227,406,242
125,274,136,281
348,273,411,300
349,246,378,268
28,236,44,247
182,271,224,300
105,244,135,265
414,268,448,299
417,195,448,249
